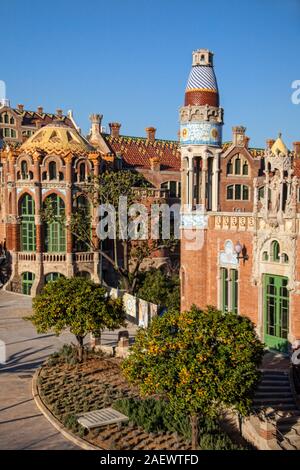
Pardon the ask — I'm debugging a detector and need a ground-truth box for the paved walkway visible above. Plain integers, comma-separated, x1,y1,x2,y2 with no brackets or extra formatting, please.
0,290,136,450
0,291,78,449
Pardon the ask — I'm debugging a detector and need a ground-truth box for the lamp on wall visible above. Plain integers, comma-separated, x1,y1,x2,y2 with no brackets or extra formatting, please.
234,241,249,263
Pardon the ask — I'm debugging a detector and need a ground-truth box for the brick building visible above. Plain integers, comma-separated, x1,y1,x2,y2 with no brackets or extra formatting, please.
180,49,300,352
0,103,180,295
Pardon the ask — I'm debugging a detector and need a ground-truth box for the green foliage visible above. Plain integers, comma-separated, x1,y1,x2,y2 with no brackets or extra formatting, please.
26,277,126,357
46,344,81,366
63,413,87,437
87,170,150,208
137,269,180,310
122,305,264,419
113,397,247,449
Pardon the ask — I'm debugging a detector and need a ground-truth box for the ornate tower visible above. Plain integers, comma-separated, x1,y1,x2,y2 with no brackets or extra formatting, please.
180,49,224,310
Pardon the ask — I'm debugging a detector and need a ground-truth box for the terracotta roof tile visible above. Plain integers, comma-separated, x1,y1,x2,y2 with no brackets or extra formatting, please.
104,135,265,171
103,134,181,171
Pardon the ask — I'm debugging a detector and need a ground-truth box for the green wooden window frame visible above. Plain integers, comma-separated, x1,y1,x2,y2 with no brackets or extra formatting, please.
264,274,289,352
20,194,36,252
262,251,269,261
271,240,280,262
44,272,64,284
21,271,35,295
221,268,229,312
44,194,66,252
231,269,238,314
221,268,238,314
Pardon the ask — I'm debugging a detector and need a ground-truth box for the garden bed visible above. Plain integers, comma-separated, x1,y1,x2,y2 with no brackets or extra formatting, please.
36,347,249,450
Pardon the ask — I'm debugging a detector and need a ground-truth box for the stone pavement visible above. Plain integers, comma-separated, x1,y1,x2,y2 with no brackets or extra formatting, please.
0,290,136,450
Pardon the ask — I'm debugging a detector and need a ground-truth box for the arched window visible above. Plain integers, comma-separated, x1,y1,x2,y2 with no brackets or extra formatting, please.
44,272,65,284
226,161,233,175
43,194,66,252
49,161,57,180
4,113,9,124
227,185,234,200
234,157,241,175
271,240,280,262
21,160,28,179
242,185,249,200
242,162,249,175
20,194,36,251
10,116,15,125
21,272,35,295
79,162,86,182
76,271,91,279
281,253,289,263
262,251,268,261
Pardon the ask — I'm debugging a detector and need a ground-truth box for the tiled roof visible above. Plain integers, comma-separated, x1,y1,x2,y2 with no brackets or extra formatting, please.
11,108,74,128
103,135,266,171
103,134,181,171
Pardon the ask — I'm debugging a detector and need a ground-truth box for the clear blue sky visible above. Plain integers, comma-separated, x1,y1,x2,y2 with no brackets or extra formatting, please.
1,0,300,148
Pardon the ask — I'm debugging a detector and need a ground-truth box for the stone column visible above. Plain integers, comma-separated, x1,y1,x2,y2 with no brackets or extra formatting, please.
201,157,208,208
33,151,43,253
65,153,74,276
90,153,100,177
212,152,220,212
8,151,19,252
264,171,270,215
188,156,194,209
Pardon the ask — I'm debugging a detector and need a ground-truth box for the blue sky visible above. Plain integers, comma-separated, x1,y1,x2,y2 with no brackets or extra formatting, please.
1,0,300,147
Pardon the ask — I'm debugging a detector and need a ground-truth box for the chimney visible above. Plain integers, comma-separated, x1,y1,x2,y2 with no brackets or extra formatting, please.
89,114,103,144
244,136,250,149
232,126,246,146
146,126,156,142
266,139,275,149
150,156,160,171
109,122,121,138
293,142,300,158
37,106,43,114
17,104,24,112
56,108,63,118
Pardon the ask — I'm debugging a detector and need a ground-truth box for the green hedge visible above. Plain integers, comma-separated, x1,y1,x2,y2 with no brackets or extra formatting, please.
113,397,249,450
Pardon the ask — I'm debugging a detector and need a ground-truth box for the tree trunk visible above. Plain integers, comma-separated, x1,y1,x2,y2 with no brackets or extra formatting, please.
76,335,84,362
190,414,199,450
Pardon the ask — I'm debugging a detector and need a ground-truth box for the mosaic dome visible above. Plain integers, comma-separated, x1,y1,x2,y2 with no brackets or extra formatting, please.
20,120,94,156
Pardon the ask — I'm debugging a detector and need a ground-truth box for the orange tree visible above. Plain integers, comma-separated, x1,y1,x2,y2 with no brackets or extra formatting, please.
122,305,264,449
27,277,126,362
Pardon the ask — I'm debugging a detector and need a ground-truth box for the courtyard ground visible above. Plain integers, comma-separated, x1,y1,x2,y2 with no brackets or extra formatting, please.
0,290,136,450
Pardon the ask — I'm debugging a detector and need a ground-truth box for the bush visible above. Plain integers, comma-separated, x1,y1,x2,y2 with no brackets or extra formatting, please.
113,397,247,449
137,269,180,310
63,413,87,438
